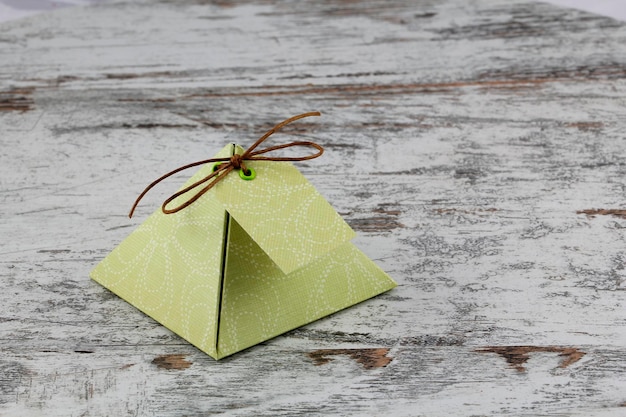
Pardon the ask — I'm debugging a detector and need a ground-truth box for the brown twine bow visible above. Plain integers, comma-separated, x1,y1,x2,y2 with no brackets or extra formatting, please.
128,111,324,218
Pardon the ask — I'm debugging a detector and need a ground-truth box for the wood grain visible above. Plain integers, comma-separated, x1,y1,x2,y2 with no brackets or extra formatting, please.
1,0,626,415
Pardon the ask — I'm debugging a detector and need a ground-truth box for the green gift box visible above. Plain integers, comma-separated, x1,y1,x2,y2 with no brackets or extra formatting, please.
91,113,397,359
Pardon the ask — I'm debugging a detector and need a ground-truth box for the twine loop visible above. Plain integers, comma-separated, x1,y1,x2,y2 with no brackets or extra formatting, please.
128,111,323,218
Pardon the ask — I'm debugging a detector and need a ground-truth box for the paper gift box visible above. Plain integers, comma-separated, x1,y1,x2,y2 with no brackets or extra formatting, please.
91,120,397,360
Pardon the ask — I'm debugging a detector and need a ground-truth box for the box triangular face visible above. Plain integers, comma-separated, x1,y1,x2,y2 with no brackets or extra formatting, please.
90,144,235,359
216,217,397,359
213,146,356,275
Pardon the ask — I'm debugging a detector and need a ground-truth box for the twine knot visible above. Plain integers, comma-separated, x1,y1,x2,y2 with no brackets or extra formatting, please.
229,154,243,169
129,112,324,218
229,153,247,173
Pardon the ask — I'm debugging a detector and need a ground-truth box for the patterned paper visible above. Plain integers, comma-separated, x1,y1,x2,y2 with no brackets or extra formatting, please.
90,145,234,357
218,218,396,358
214,145,356,274
91,143,397,360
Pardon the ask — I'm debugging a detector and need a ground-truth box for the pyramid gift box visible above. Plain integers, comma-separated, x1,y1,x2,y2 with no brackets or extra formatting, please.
91,112,397,359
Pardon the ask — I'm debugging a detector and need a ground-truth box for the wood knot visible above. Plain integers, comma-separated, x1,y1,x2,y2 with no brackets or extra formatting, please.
476,346,585,372
152,354,192,370
307,348,393,369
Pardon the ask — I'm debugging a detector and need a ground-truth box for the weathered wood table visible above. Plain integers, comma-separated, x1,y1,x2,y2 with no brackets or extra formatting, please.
1,0,625,415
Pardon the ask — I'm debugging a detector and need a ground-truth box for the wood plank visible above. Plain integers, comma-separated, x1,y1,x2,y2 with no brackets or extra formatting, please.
1,0,625,415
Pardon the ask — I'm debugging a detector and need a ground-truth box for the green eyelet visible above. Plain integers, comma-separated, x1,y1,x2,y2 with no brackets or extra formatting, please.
239,167,256,181
212,163,221,172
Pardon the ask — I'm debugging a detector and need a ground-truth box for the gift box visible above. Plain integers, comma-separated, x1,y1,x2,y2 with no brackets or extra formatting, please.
91,113,397,359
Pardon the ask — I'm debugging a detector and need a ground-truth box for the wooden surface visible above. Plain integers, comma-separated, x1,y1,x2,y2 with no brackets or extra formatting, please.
1,0,626,415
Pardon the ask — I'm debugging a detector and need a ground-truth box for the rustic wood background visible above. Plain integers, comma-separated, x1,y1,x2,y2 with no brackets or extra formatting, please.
1,0,625,415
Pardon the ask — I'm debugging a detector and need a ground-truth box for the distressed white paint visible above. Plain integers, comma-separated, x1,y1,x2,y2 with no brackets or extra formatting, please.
543,0,626,21
0,0,108,23
1,0,625,416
